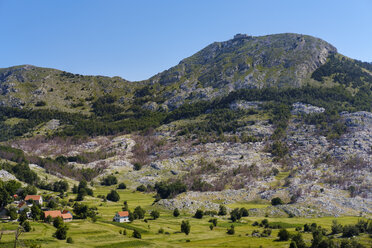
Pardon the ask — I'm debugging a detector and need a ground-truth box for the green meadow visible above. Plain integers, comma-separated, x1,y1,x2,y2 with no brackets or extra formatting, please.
1,186,371,248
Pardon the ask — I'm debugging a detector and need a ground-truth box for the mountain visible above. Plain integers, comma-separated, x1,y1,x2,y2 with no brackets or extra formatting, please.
0,64,134,113
1,33,371,112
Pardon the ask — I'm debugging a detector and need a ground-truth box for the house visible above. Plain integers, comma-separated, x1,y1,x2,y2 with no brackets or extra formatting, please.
17,201,30,213
24,195,43,205
113,211,130,223
44,210,73,222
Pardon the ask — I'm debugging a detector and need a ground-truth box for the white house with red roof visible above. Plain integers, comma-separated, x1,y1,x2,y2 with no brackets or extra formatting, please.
24,195,43,205
113,211,130,223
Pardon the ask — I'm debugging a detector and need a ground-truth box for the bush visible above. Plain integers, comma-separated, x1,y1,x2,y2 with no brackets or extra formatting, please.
230,208,242,222
181,220,191,235
133,206,145,219
209,218,217,227
136,184,146,192
22,221,31,232
342,224,360,237
118,183,126,189
53,217,64,228
194,209,204,219
55,225,68,240
133,163,142,171
227,225,235,235
239,207,249,217
158,228,164,234
100,175,117,186
173,208,180,217
261,229,272,237
271,197,284,206
106,190,120,202
150,210,160,220
278,229,290,241
331,220,343,234
291,233,306,248
132,229,142,239
218,205,227,216
66,237,73,243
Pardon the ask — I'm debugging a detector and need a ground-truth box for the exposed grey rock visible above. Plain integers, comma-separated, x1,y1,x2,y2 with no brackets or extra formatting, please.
291,102,325,115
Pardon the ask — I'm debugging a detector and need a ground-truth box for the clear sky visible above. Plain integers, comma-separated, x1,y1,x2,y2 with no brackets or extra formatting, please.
0,0,371,81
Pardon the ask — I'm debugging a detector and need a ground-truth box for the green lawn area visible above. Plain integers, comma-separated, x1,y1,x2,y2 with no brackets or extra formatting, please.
1,187,371,248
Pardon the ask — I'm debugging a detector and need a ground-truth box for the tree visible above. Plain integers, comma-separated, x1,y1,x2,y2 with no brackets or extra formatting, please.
18,210,28,224
133,162,142,171
7,206,18,220
227,225,235,235
291,233,306,248
173,208,180,217
278,229,290,241
118,183,126,189
218,205,227,216
239,207,249,217
194,209,204,219
342,225,359,237
22,221,31,232
53,217,64,228
55,224,68,240
122,201,129,211
289,242,298,248
132,229,141,239
136,185,146,192
133,206,145,219
150,210,160,220
331,220,343,234
209,218,217,227
31,204,42,221
73,202,97,219
230,208,242,222
45,215,53,223
181,220,190,235
100,175,118,186
271,197,284,206
106,190,120,202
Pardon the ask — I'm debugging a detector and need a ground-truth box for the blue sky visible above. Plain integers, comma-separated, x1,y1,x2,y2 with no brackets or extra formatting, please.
0,0,371,81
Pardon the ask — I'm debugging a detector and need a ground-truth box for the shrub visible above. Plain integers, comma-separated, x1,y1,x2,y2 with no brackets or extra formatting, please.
22,221,31,232
230,208,242,222
53,217,63,228
133,163,142,171
227,225,235,235
106,190,120,202
136,184,146,192
132,229,141,239
278,229,290,241
55,225,68,240
35,101,46,107
194,209,204,219
181,220,191,235
173,208,180,217
158,228,164,234
118,183,126,189
150,210,160,220
218,205,227,216
133,206,145,219
291,233,306,248
331,220,343,234
100,175,117,186
209,218,217,227
271,197,284,206
239,207,249,217
261,229,272,237
66,237,73,243
342,224,360,237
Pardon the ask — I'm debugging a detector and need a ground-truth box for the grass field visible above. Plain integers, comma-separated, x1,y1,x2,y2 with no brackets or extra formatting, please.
1,186,371,248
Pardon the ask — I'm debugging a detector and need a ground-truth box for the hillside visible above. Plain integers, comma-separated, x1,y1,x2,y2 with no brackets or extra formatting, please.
0,33,371,247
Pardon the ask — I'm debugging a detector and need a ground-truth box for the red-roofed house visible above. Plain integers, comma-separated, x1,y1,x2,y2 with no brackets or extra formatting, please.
44,210,73,222
24,195,43,205
113,211,130,223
